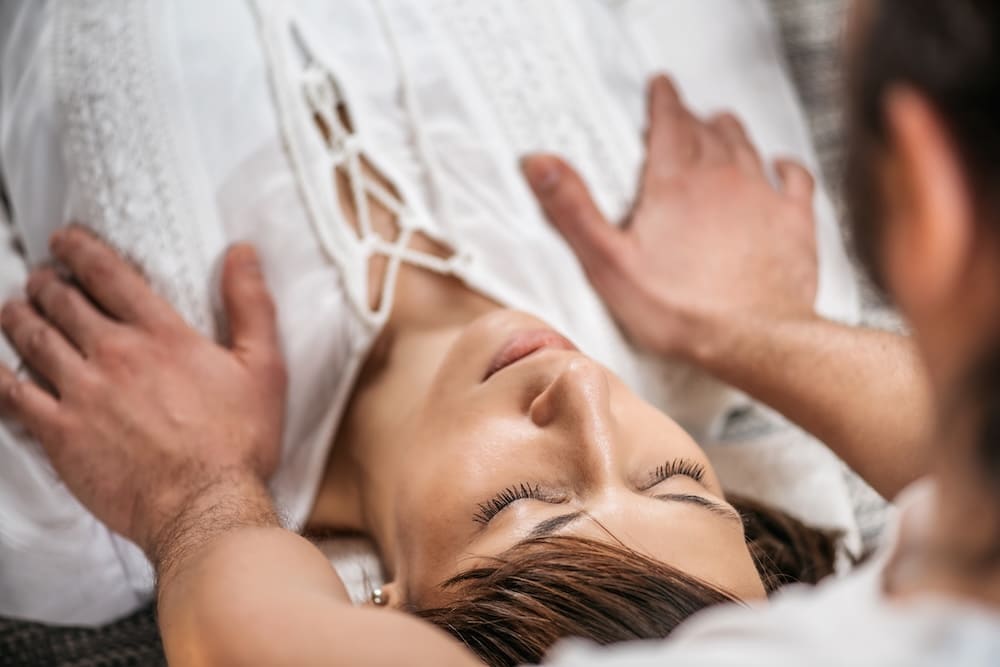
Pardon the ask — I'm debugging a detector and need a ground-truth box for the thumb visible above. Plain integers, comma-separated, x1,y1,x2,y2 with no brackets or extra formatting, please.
222,244,283,377
774,159,816,206
521,154,627,278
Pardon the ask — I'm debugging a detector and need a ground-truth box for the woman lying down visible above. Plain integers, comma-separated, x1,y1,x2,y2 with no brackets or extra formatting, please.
0,0,930,665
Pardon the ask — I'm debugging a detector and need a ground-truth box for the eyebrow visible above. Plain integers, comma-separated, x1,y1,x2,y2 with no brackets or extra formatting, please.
527,511,585,538
652,493,743,525
525,494,741,539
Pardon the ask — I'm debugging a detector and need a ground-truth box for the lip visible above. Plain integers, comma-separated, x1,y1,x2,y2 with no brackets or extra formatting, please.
483,329,578,381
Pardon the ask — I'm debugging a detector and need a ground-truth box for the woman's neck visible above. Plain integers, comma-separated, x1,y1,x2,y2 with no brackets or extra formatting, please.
305,249,500,546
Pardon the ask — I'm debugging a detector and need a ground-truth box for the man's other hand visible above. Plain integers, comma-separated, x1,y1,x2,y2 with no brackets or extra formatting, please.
522,75,819,362
0,227,287,563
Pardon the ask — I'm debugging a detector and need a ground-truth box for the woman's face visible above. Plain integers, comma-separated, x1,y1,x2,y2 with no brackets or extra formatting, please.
382,309,766,606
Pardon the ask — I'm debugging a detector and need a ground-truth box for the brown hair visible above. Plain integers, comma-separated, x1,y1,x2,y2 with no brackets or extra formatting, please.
846,0,1000,290
414,497,837,667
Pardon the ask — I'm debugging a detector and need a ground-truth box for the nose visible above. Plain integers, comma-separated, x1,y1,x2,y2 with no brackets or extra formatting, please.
529,356,615,446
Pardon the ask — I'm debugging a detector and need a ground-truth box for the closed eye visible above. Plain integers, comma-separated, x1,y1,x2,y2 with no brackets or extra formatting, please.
641,458,707,491
473,482,549,525
473,458,708,526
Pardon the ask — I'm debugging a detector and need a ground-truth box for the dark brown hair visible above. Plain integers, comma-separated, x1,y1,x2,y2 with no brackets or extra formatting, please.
846,2,1000,485
846,0,1000,290
414,498,837,667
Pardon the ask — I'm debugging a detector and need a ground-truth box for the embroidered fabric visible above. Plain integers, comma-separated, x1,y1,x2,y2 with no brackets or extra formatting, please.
251,0,472,328
54,0,222,336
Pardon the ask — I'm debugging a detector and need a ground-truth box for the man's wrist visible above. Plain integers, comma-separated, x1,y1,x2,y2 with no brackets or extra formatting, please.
669,305,743,370
679,307,823,376
146,469,279,588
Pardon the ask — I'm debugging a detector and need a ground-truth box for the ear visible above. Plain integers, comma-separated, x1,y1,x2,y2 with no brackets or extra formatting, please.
880,86,976,318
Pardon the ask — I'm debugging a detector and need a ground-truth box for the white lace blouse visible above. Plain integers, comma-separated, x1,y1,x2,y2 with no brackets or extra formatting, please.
0,0,860,625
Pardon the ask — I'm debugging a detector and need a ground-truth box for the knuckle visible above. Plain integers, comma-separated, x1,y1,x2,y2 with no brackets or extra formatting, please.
25,326,51,356
92,333,131,363
76,372,110,406
715,112,741,130
2,379,22,407
598,237,631,274
71,366,103,395
592,233,621,263
78,256,114,287
47,284,76,314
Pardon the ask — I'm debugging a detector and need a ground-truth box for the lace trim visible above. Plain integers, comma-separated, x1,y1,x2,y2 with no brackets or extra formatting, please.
251,0,472,327
53,0,216,334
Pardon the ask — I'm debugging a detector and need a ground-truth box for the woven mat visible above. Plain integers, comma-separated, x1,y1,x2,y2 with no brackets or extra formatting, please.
0,606,162,667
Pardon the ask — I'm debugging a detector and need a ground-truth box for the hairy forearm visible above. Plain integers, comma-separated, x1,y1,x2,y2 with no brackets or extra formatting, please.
154,476,475,667
154,477,350,664
149,471,280,591
689,314,933,499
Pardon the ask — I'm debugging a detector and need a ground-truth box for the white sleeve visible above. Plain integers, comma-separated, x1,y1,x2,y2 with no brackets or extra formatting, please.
0,0,227,626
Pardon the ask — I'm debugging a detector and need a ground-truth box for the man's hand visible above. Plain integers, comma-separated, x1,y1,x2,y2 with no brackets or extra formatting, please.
523,75,934,499
0,227,287,566
522,75,818,361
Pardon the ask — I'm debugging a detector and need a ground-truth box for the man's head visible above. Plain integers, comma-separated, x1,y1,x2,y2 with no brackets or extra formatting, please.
846,0,1000,484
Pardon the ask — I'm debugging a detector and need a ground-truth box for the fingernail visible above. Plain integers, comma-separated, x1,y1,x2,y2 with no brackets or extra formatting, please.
521,157,561,193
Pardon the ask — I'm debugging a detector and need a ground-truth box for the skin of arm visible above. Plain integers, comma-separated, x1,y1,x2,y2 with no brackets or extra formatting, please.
0,227,477,667
689,313,931,499
157,479,475,667
522,75,933,500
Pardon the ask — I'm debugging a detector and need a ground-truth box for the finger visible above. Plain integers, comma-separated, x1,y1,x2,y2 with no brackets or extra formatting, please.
0,362,62,442
695,121,732,166
49,226,179,329
26,268,114,354
644,75,701,179
521,154,628,277
774,159,816,206
709,112,764,175
222,244,284,379
1,300,86,395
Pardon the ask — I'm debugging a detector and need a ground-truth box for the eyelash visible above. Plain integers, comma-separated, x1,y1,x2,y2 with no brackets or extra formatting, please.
473,458,707,525
474,482,544,525
651,458,706,486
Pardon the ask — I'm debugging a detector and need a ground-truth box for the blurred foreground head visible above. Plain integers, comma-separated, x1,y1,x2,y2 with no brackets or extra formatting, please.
846,0,1000,494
